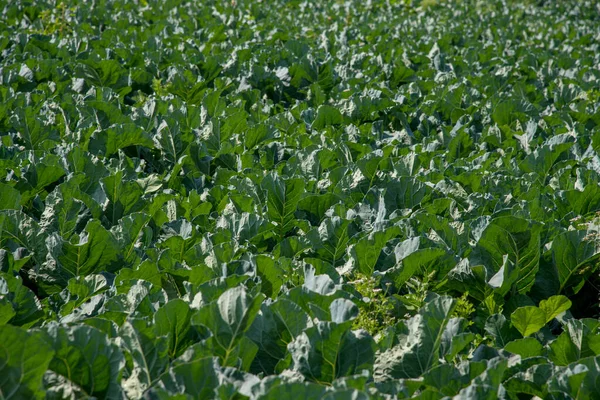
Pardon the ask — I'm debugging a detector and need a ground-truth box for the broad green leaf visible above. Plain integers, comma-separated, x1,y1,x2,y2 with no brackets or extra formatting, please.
0,298,15,325
104,280,167,323
220,110,248,142
519,141,574,177
114,260,162,293
511,306,546,337
539,295,571,323
330,298,359,324
311,217,358,266
40,185,88,240
443,332,476,362
216,211,269,245
0,210,47,269
247,299,311,375
92,123,154,157
547,363,590,399
18,157,67,198
551,229,600,294
491,100,518,126
440,318,475,362
390,62,415,88
446,259,488,302
59,274,109,316
45,219,119,286
157,219,199,265
504,363,553,398
569,355,600,397
351,227,400,275
101,171,145,225
374,295,456,379
0,325,54,399
0,183,21,210
484,314,521,348
504,338,543,358
255,255,285,299
273,235,312,258
312,105,343,130
548,330,581,366
259,381,328,399
154,299,198,359
246,305,287,374
110,212,151,266
390,237,447,287
548,319,597,366
244,122,275,150
487,255,518,296
473,216,541,294
262,173,305,238
356,151,383,182
192,287,264,365
153,119,189,166
271,298,313,339
453,357,508,400
157,357,220,399
289,321,376,383
303,266,336,296
0,272,44,327
10,107,59,150
75,59,126,88
384,177,430,210
119,318,169,399
45,323,125,399
287,285,340,321
237,335,260,372
297,193,339,225
422,362,487,397
564,184,600,216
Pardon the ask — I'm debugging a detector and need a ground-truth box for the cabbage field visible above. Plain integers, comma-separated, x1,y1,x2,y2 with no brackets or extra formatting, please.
2,0,600,398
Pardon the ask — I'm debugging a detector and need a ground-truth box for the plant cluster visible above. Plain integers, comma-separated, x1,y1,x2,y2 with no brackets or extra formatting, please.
1,0,600,398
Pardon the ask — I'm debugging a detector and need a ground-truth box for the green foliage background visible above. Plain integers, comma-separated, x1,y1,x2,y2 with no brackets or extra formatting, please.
1,0,600,398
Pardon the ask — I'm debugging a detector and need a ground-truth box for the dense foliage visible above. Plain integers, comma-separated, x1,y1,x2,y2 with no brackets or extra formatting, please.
1,0,600,398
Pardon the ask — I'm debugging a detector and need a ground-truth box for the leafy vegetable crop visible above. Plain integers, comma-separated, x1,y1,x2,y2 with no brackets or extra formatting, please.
1,0,600,398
